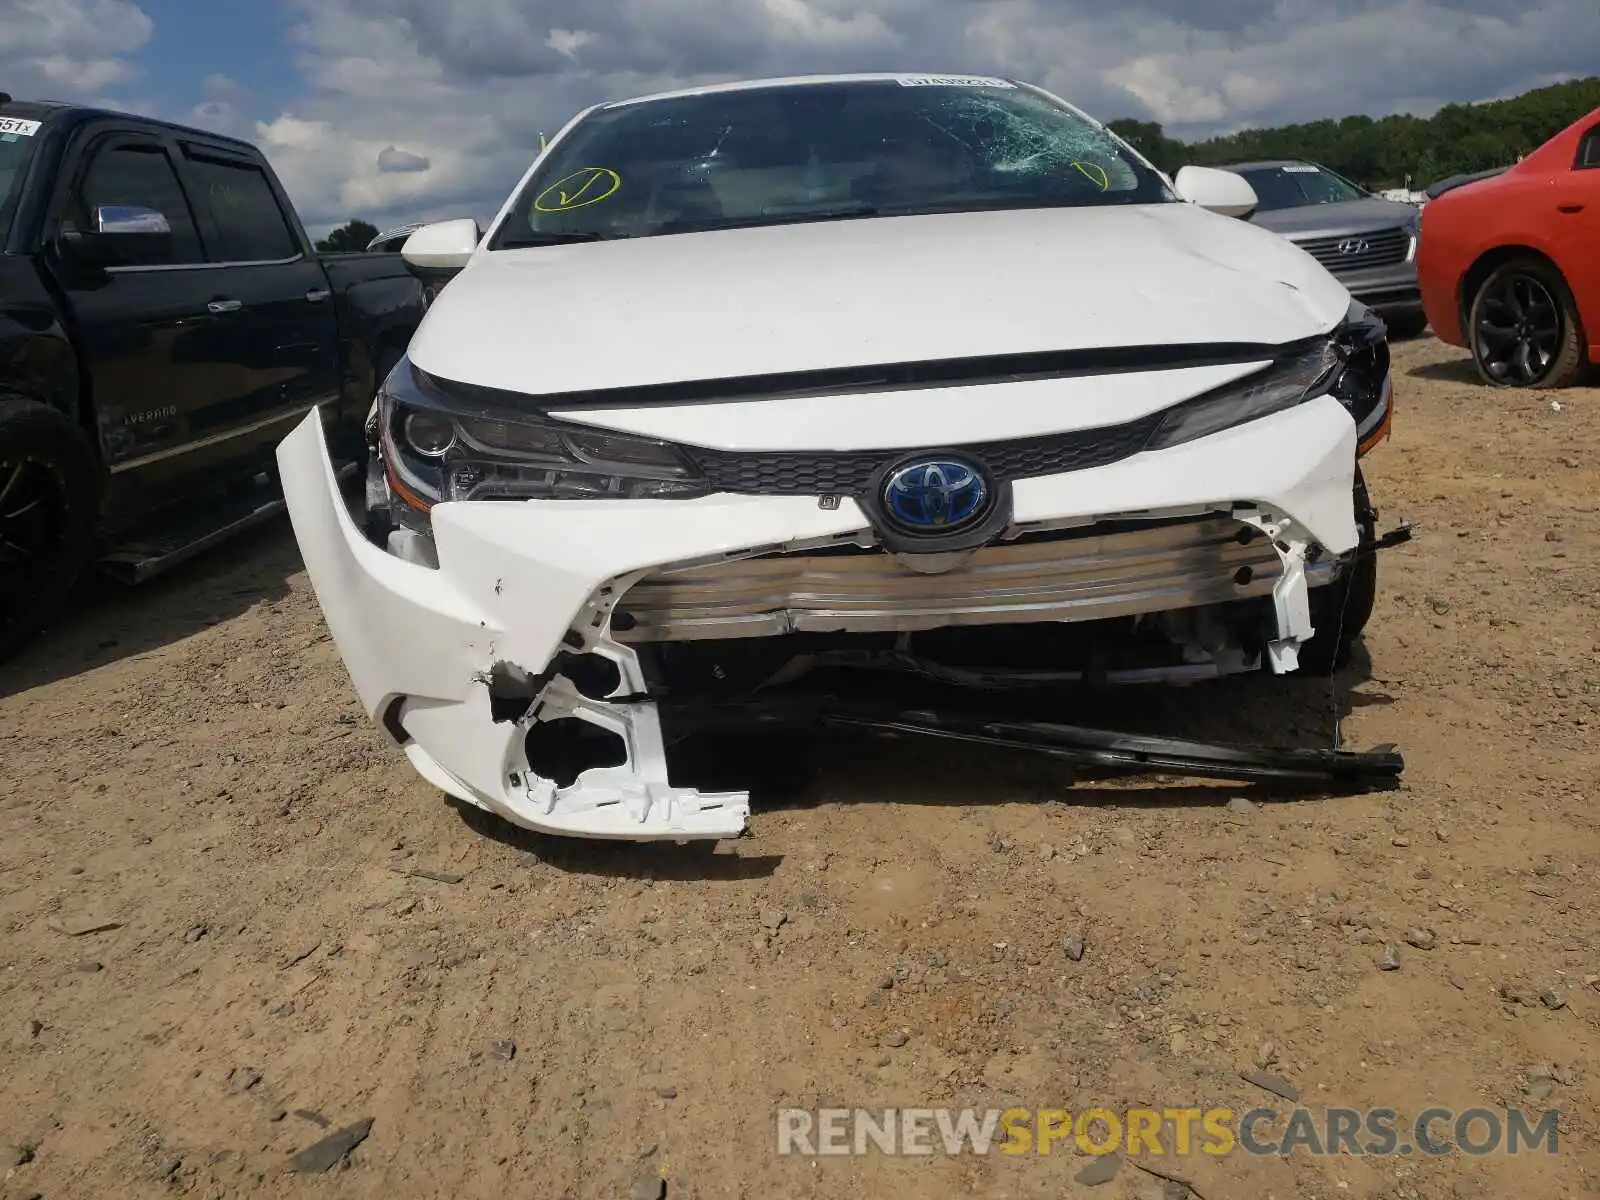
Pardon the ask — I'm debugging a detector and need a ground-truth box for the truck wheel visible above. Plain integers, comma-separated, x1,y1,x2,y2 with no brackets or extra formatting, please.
0,400,99,659
1299,469,1377,676
1468,256,1588,388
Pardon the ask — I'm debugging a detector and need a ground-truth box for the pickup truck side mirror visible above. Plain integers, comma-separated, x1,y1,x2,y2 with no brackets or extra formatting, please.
1173,166,1259,219
97,204,173,236
58,204,175,269
401,219,480,292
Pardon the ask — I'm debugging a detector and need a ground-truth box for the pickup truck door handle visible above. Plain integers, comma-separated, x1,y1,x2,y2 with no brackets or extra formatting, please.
305,288,331,303
1557,203,1585,214
206,299,243,314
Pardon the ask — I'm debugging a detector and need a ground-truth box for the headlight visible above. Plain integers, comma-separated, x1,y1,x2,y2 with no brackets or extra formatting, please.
1147,302,1390,452
403,411,456,457
377,360,708,519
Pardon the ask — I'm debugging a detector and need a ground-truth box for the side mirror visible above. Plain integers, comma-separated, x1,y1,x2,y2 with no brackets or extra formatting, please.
97,204,172,236
1173,166,1259,219
96,206,172,236
401,219,480,290
59,204,174,269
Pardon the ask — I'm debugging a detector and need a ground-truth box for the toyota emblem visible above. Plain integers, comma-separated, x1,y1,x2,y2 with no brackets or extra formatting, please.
880,458,993,536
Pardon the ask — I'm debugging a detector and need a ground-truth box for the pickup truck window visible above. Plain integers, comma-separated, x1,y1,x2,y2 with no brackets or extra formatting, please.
0,131,38,242
184,151,299,262
68,141,204,266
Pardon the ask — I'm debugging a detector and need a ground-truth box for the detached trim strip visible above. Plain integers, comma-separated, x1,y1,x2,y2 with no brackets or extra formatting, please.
417,338,1314,412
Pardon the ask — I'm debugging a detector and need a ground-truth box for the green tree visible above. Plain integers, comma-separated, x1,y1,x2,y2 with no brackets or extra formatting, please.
1111,74,1600,192
315,219,380,253
1106,118,1182,174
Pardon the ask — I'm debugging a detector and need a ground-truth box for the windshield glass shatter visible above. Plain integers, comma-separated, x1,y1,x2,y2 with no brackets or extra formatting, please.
494,80,1173,247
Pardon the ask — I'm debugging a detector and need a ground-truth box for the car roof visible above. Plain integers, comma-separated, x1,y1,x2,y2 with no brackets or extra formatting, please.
0,98,73,120
603,72,1021,109
0,97,258,152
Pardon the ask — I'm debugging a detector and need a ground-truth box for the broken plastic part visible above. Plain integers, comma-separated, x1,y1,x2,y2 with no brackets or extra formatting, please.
487,651,626,722
1232,512,1313,674
512,673,750,838
1368,522,1414,555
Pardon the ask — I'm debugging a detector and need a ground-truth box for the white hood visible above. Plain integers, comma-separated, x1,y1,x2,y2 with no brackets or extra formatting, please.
405,203,1354,451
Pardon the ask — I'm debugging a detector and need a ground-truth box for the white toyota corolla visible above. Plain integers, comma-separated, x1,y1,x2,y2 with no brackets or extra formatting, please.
277,73,1397,842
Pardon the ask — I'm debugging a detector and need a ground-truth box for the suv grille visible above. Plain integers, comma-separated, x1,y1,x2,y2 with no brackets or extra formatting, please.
1293,227,1411,274
683,413,1163,496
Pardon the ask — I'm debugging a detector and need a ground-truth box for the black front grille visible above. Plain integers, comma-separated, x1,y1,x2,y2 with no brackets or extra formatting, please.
1294,227,1411,274
684,412,1163,496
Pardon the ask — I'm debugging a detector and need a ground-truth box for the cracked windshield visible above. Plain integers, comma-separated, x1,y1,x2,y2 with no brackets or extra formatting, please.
495,78,1173,245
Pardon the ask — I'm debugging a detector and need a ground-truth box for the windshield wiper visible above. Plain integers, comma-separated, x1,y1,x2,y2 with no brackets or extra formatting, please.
497,231,612,248
656,203,880,235
757,201,879,220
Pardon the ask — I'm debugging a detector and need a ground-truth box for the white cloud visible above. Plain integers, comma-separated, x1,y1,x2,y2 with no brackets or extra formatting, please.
545,28,595,61
1102,0,1600,135
201,72,246,103
0,0,152,96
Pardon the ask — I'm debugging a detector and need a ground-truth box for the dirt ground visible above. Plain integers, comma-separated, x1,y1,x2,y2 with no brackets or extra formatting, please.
2,334,1597,1200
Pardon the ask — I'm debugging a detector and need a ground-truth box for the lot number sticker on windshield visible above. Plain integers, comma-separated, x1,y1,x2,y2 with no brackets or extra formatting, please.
534,167,622,212
1282,165,1320,173
0,117,42,137
895,75,1014,89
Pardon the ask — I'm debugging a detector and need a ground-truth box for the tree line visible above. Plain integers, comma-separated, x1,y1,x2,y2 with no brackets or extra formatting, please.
1109,74,1600,191
314,219,379,253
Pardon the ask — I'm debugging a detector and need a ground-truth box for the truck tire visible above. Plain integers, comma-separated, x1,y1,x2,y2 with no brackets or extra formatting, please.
0,400,99,659
1299,469,1377,675
1468,256,1588,389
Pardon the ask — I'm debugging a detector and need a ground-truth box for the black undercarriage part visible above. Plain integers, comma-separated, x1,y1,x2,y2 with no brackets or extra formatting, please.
658,694,1404,793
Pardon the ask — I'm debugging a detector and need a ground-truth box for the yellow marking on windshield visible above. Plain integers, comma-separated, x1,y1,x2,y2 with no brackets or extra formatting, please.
1072,161,1111,191
534,167,622,212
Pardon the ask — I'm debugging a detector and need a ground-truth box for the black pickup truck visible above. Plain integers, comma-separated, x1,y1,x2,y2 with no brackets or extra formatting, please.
0,96,426,654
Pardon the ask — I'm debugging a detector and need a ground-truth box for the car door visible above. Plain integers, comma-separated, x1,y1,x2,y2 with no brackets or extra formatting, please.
1557,122,1600,332
48,129,228,506
173,140,340,450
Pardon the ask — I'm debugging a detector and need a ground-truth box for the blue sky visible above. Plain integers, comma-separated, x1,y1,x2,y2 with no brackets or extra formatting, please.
132,1,298,118
5,0,1598,237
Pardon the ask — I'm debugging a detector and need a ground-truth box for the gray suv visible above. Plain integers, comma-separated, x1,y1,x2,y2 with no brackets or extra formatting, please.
1220,160,1427,337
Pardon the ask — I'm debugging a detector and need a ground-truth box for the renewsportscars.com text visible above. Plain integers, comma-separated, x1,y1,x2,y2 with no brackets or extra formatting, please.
776,1106,1559,1157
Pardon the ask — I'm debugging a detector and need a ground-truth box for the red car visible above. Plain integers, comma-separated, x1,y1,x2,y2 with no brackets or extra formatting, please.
1418,105,1600,388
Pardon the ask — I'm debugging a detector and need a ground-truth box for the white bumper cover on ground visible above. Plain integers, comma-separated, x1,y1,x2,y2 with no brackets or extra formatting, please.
277,396,1358,841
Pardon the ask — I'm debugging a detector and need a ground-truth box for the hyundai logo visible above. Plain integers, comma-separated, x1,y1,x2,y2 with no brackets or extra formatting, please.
881,458,992,535
1337,238,1370,256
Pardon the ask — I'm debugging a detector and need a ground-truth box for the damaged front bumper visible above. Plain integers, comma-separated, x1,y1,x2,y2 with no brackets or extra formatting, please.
277,395,1369,841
